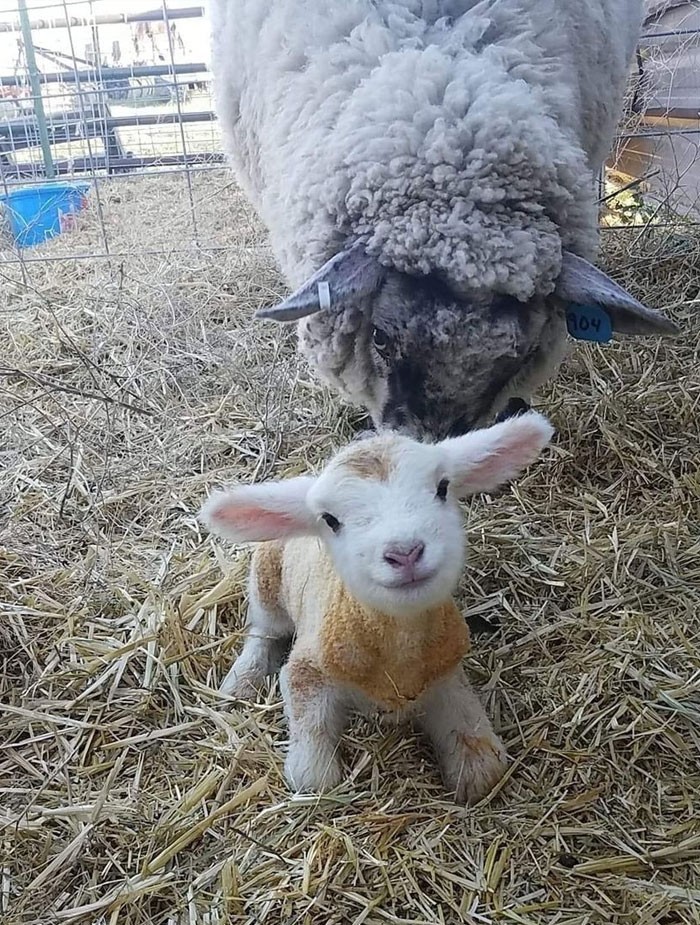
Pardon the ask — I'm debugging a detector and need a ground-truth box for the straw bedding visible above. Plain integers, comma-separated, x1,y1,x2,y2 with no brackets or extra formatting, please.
1,169,699,924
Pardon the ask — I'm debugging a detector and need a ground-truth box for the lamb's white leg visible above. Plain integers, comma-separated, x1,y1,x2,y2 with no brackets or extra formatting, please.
416,668,507,805
279,654,348,792
219,577,293,700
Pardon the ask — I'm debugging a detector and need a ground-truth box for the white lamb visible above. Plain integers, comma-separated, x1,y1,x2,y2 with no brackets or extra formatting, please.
200,412,553,802
208,0,678,440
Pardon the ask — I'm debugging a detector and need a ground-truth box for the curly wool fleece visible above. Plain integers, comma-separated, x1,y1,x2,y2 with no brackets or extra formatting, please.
210,1,639,300
332,22,596,299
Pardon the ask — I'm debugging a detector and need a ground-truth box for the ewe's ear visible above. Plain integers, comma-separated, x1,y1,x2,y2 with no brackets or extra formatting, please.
255,242,385,322
556,251,679,336
442,412,554,496
199,476,317,543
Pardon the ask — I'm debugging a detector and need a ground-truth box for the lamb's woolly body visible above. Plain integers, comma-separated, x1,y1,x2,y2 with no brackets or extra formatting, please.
203,416,556,799
210,0,642,297
254,538,470,711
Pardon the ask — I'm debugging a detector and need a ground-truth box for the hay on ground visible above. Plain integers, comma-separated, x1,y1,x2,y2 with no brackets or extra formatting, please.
1,169,699,925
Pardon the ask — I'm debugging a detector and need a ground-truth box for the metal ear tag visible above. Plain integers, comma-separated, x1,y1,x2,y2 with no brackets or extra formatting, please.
566,303,613,343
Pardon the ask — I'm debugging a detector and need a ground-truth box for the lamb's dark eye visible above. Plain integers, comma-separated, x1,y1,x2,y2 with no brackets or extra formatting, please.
321,512,341,533
372,326,391,356
436,478,449,501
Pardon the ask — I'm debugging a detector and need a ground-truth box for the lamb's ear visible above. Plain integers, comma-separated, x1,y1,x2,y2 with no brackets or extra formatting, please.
256,242,385,322
442,412,554,497
556,251,679,336
199,476,317,543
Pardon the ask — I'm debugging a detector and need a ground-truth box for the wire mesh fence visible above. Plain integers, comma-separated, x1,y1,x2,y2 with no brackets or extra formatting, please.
0,0,698,268
0,0,233,266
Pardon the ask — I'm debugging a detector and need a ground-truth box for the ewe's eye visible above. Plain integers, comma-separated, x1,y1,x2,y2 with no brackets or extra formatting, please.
372,326,392,357
436,478,450,501
321,512,341,533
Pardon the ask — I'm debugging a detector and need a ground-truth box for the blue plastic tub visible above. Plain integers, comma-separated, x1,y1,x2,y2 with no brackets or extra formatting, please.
1,181,91,248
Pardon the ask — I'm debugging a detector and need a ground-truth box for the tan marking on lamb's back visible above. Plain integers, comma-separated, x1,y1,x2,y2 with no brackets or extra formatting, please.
253,541,284,610
319,590,470,710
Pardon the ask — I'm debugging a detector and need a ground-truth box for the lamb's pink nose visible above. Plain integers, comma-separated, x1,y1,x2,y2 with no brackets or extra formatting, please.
384,542,425,571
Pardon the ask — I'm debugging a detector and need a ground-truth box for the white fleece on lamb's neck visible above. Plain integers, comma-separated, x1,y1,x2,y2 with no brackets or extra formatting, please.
221,1,600,298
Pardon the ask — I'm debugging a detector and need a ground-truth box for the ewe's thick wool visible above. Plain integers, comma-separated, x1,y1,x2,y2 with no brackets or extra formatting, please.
209,0,644,298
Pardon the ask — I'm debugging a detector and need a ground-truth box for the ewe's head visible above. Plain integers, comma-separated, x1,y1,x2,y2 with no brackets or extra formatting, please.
201,412,553,616
257,244,678,440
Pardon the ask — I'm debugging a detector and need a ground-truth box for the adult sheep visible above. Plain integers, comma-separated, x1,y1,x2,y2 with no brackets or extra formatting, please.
209,0,678,439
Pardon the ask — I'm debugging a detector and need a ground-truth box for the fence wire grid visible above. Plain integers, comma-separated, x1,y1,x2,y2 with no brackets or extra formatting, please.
0,0,228,265
0,0,699,268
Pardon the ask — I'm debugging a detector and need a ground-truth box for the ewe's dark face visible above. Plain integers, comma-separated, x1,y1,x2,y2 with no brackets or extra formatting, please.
261,243,678,438
367,273,545,440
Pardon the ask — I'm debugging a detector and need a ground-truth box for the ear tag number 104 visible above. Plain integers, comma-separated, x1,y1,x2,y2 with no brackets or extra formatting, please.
566,303,613,343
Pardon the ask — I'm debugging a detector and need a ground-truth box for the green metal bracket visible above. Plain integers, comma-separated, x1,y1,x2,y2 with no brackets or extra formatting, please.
18,0,55,179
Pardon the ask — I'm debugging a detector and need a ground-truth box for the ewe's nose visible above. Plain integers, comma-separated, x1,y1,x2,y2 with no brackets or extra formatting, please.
383,542,425,570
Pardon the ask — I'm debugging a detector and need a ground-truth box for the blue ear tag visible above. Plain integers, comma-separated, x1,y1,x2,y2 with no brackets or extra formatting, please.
566,303,613,343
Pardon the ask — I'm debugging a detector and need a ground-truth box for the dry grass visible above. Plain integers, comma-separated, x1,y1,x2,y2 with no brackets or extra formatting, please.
1,169,700,925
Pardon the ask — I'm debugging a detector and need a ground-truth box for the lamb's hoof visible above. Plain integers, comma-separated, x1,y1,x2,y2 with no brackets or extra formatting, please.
218,673,262,703
285,747,343,793
444,734,508,806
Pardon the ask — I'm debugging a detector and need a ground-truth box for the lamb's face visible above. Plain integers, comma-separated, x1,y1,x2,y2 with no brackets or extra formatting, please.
358,273,551,440
200,412,555,618
306,435,466,616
